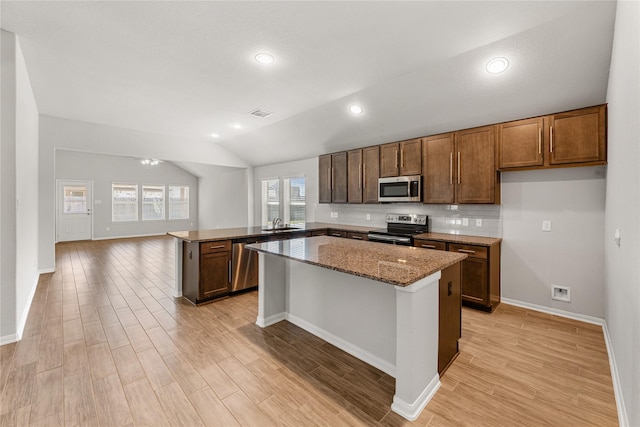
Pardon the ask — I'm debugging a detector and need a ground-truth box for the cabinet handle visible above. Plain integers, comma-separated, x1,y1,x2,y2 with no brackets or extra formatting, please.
395,149,399,171
457,152,461,184
331,167,334,190
400,149,404,169
449,152,453,185
363,163,366,188
209,245,225,249
358,163,362,189
421,244,436,249
331,232,342,237
351,236,363,240
538,127,542,155
458,249,476,254
550,126,554,153
327,168,331,190
228,260,232,283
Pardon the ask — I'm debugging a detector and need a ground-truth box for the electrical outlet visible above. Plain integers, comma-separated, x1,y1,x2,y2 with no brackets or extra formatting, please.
366,214,371,221
542,220,552,232
551,285,570,302
462,218,469,226
476,219,483,227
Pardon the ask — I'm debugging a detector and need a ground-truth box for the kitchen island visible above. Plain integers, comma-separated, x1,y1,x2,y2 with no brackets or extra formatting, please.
247,236,466,421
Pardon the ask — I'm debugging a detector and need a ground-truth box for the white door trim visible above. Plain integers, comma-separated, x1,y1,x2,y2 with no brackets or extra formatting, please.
56,179,94,242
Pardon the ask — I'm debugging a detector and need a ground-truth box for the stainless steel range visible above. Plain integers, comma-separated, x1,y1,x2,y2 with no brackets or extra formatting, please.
367,214,428,246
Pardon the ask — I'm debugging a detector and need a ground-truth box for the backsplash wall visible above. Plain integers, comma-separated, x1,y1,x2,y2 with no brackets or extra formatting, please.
314,202,502,237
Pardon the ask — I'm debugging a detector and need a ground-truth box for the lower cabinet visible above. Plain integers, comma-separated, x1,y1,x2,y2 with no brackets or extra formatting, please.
347,231,368,241
327,229,348,238
438,263,461,375
449,243,500,312
183,240,231,304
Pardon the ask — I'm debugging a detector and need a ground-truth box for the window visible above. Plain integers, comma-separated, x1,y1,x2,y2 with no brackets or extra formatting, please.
112,184,138,222
63,185,88,213
142,185,165,220
169,186,189,220
284,177,306,225
261,176,305,226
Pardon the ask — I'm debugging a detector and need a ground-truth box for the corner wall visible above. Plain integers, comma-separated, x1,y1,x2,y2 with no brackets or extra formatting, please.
1,31,40,343
604,1,640,424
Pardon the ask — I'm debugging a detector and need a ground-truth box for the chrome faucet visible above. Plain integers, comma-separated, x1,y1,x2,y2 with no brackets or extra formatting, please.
272,217,282,229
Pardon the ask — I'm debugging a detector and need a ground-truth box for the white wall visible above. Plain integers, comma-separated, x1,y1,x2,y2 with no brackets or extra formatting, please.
39,115,248,270
501,167,606,318
604,1,640,425
56,150,198,239
197,166,249,230
1,31,40,343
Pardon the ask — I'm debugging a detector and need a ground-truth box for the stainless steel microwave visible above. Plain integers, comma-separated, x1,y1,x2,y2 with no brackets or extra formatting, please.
378,175,422,202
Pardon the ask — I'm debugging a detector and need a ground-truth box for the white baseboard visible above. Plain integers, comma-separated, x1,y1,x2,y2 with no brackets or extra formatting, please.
38,267,55,274
500,298,604,325
500,298,628,426
255,313,286,328
286,312,396,378
15,274,40,341
92,232,167,241
0,334,17,345
391,374,440,421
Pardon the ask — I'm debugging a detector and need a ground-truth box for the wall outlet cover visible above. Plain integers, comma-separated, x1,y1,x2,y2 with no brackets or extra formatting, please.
551,285,571,302
462,218,469,226
542,220,552,232
366,214,371,221
476,219,483,227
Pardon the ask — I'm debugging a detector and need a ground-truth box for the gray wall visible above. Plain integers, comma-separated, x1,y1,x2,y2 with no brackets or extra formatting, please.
501,167,606,318
198,168,250,230
1,31,40,343
56,150,198,239
604,0,640,424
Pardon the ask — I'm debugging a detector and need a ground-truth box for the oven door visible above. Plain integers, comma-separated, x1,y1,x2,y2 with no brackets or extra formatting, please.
378,176,421,202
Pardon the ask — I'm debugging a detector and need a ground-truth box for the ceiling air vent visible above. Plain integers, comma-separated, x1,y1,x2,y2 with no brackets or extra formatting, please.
249,108,273,118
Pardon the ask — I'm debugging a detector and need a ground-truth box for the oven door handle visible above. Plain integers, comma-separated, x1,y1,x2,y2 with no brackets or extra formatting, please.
367,234,411,243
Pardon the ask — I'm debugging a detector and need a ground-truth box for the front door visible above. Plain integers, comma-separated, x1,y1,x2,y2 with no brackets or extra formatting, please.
57,180,93,242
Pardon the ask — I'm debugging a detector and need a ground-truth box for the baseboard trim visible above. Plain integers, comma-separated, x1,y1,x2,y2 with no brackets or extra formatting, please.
501,298,628,426
92,232,167,241
0,334,18,345
500,298,604,325
38,267,55,274
391,374,440,421
255,313,286,328
286,312,396,378
16,273,40,341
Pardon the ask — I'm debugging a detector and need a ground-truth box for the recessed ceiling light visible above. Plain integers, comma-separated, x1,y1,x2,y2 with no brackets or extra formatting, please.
210,133,220,138
486,57,509,74
255,53,274,64
348,104,364,115
230,123,242,129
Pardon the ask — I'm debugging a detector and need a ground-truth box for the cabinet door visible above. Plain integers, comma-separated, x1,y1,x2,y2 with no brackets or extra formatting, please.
347,149,363,204
200,251,230,300
456,126,497,204
414,239,447,251
332,152,348,203
379,142,399,177
347,232,368,241
362,146,380,204
319,155,332,204
498,117,544,169
399,138,422,175
460,258,488,306
327,229,347,238
549,105,606,165
422,133,455,204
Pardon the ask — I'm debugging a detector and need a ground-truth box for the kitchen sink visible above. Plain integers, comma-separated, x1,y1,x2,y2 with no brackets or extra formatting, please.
261,227,301,232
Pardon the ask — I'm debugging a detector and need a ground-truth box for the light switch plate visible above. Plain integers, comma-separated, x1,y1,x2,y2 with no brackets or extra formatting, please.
542,220,552,232
462,218,469,226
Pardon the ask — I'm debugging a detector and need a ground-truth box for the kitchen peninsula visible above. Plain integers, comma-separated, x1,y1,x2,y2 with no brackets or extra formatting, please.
247,236,466,420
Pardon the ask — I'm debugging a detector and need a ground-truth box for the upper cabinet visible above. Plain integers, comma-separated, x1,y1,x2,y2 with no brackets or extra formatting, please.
498,105,606,170
318,152,348,203
347,149,363,204
423,127,499,205
362,146,380,204
379,138,422,177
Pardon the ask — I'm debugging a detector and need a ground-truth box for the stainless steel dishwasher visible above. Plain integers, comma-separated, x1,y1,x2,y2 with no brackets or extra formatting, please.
231,238,265,292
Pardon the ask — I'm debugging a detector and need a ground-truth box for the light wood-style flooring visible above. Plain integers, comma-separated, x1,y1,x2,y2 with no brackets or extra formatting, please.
0,236,618,426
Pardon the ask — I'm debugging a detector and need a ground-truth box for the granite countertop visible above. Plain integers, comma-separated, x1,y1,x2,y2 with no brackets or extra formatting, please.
167,222,373,242
414,232,502,247
246,236,467,287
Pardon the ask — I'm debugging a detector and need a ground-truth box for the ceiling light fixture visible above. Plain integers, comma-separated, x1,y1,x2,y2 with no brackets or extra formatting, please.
348,104,364,115
230,123,242,129
486,57,509,74
255,53,274,64
210,133,220,138
139,158,163,167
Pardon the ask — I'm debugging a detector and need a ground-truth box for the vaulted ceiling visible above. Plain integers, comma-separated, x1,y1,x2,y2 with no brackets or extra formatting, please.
1,1,616,167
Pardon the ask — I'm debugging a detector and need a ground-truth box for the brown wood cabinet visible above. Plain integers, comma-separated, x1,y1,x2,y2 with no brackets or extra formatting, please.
438,263,461,375
414,239,447,251
327,229,348,238
347,149,363,204
347,231,368,241
498,105,607,170
362,146,380,203
449,242,500,312
498,117,544,169
319,152,348,203
423,127,499,204
182,240,231,304
379,139,422,177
